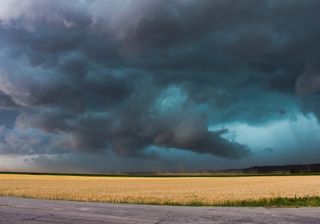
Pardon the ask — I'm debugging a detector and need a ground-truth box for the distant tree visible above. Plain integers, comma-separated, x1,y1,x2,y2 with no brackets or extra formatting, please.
289,168,300,174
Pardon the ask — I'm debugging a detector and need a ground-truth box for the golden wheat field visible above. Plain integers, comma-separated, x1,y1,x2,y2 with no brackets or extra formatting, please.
0,174,319,205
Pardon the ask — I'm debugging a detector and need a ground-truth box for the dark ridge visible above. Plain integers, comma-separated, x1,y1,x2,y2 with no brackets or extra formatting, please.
227,163,320,174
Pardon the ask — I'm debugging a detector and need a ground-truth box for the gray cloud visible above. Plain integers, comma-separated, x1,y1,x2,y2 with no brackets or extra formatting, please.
0,0,319,169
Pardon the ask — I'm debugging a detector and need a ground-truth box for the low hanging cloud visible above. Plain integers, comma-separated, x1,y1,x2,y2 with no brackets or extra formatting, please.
0,0,319,164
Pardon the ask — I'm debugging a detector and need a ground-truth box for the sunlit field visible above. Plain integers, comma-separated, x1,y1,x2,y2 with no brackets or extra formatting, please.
0,174,320,206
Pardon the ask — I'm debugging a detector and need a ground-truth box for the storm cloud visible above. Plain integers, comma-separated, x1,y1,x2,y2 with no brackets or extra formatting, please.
0,0,320,170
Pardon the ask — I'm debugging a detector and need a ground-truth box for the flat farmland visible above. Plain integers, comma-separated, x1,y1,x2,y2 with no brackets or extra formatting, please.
0,174,320,206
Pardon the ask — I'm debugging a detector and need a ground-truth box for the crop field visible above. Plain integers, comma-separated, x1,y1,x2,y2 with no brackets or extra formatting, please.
0,174,320,206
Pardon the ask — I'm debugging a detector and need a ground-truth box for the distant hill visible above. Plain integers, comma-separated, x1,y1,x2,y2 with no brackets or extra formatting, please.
227,163,320,174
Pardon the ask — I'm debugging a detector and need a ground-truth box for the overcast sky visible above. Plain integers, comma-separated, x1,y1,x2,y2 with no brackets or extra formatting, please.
0,0,320,172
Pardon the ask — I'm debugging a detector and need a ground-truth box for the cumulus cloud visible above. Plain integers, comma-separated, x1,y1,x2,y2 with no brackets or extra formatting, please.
0,0,319,170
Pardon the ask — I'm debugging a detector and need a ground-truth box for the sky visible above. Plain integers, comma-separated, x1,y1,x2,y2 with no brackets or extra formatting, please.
0,0,320,172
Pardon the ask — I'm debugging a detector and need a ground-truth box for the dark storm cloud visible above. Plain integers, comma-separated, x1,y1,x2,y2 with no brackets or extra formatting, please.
0,0,319,161
0,91,16,107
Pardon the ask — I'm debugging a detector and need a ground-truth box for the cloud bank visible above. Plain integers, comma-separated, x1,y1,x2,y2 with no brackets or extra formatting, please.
0,0,320,170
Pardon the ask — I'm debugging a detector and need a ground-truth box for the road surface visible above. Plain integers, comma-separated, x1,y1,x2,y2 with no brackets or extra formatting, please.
0,197,319,224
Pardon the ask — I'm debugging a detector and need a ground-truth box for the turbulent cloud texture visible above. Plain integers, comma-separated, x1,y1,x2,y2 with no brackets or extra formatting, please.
0,0,320,170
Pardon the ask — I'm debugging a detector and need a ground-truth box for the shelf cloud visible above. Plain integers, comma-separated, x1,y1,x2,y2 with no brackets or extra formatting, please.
0,0,319,171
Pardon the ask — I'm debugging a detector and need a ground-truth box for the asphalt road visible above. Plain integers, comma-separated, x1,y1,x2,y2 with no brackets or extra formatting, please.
0,197,320,224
